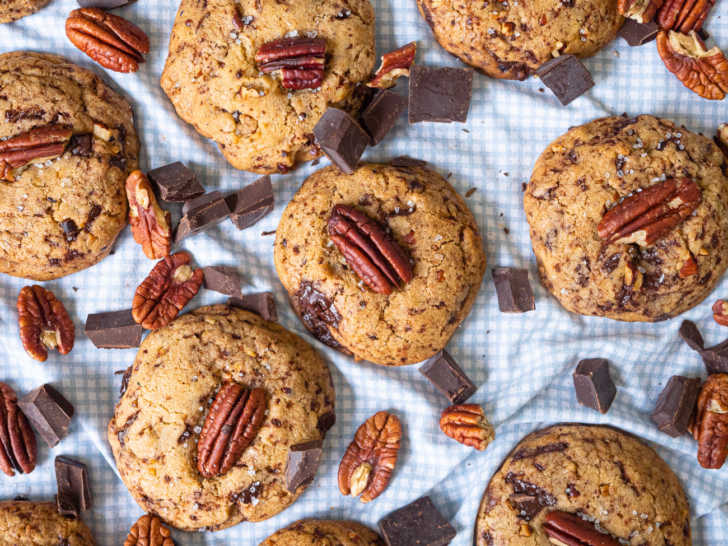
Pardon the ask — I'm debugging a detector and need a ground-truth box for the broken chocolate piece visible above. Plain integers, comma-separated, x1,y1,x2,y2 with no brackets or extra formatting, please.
84,309,143,349
55,456,91,518
148,162,204,203
390,156,427,168
492,267,535,313
228,293,278,322
77,0,130,6
285,439,323,492
679,320,728,374
619,19,660,46
536,55,594,106
68,134,92,157
679,320,705,351
361,89,407,145
313,108,369,175
225,175,274,230
379,496,456,546
651,375,701,437
408,65,473,123
18,385,74,448
203,266,243,296
176,191,232,242
573,359,616,413
419,350,476,404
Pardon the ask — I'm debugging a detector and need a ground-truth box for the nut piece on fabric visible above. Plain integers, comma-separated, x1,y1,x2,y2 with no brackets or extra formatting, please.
126,170,172,260
0,383,36,477
17,285,75,362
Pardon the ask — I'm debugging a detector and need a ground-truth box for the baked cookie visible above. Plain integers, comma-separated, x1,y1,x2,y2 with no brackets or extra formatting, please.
0,52,138,281
416,0,622,80
475,424,691,545
161,0,375,174
0,500,94,545
274,162,486,366
0,0,50,24
108,305,336,531
525,114,728,321
260,519,383,545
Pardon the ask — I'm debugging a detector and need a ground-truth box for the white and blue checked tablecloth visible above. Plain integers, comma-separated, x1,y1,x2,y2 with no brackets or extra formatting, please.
1,0,727,544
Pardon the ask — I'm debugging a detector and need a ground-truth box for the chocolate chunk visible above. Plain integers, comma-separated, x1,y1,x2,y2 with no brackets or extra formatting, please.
176,191,232,242
508,494,542,521
55,456,91,518
390,156,427,168
419,350,476,404
18,385,74,448
228,293,278,322
313,108,369,175
492,267,535,313
679,320,704,351
225,175,275,230
84,309,143,349
679,320,728,374
361,89,407,145
618,19,660,46
182,191,224,216
285,440,323,492
295,281,347,351
203,266,243,296
68,134,92,157
77,0,130,8
573,358,616,413
379,496,456,546
536,55,594,106
408,65,473,124
651,376,701,437
148,162,204,203
60,219,79,243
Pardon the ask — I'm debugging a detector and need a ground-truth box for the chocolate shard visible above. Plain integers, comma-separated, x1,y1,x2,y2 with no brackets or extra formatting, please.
679,320,728,374
313,108,369,175
84,309,143,349
285,439,323,492
175,191,232,242
419,350,476,404
225,175,275,230
379,496,456,546
492,267,535,313
651,376,701,437
68,134,92,157
619,19,660,46
408,65,473,123
77,0,130,7
536,55,594,106
390,156,427,168
361,89,407,145
148,162,204,203
679,320,705,351
55,456,91,518
572,359,616,414
228,293,278,322
203,266,243,297
18,385,74,448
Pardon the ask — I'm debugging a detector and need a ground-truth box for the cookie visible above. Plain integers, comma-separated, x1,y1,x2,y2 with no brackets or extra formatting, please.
274,163,486,366
524,114,728,321
0,51,138,280
160,0,375,174
0,500,94,545
108,305,336,531
0,0,50,24
260,519,383,545
416,0,623,80
475,424,691,545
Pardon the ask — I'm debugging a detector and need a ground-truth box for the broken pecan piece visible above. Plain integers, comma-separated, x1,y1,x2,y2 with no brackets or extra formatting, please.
597,177,701,246
131,251,204,330
440,404,494,450
0,125,72,182
66,8,150,73
255,36,326,90
694,373,728,469
0,383,36,477
543,511,620,546
328,205,414,294
618,0,664,23
126,170,172,260
124,514,174,546
367,42,417,89
17,285,75,362
714,299,728,326
657,0,715,32
338,411,401,503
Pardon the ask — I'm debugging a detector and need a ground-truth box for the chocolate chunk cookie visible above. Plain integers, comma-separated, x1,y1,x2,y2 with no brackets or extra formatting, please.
160,0,375,174
0,0,50,24
0,52,138,280
274,163,486,366
475,424,691,545
260,519,383,545
108,305,335,531
0,500,94,545
525,114,728,321
416,0,623,80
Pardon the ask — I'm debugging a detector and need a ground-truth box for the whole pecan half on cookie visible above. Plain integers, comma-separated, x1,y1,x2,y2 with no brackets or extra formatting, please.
693,373,728,469
328,205,414,294
126,170,172,260
618,0,664,24
66,8,149,73
657,0,715,32
543,511,620,546
256,36,326,90
0,125,72,182
124,514,174,546
0,383,36,477
17,285,75,362
367,42,417,89
440,404,494,451
197,382,266,478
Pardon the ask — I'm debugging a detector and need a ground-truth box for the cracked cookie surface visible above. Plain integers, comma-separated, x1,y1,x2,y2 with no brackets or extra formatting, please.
274,163,486,366
525,114,728,321
475,424,691,546
107,305,336,531
260,519,383,545
160,0,375,174
0,0,50,24
0,500,94,545
0,51,138,280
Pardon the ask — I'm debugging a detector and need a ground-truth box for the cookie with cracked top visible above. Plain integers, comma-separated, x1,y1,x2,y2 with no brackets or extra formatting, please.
0,0,50,23
260,519,383,545
0,500,94,545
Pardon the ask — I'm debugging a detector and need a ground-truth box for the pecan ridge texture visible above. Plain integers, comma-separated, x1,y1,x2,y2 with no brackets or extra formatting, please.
440,404,494,451
657,0,715,32
0,383,36,477
0,124,72,182
126,170,172,260
17,285,75,362
255,36,326,90
124,514,175,546
694,373,728,469
543,510,620,546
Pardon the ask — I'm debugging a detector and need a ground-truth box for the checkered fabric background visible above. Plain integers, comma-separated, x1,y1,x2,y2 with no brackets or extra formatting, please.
0,0,727,544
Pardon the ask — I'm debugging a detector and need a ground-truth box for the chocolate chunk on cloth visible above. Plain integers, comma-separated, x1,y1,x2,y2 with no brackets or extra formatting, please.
176,191,231,242
390,156,427,168
55,456,91,518
419,350,476,404
18,385,74,448
619,19,660,46
573,359,616,413
313,108,369,175
536,55,594,106
228,293,278,322
85,309,143,349
651,376,701,437
679,320,728,374
148,162,204,203
492,267,535,312
285,440,323,492
361,89,407,145
379,496,456,546
203,266,243,296
225,175,274,230
77,0,130,7
408,65,473,123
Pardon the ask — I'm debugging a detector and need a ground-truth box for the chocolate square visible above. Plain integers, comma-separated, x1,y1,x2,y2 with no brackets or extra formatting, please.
379,496,456,546
408,65,473,123
228,293,278,322
361,89,407,145
285,440,323,492
225,175,275,230
419,350,476,404
55,456,91,518
148,162,204,203
573,358,616,413
618,19,660,46
84,309,143,349
651,376,701,437
176,191,232,242
313,108,369,174
492,267,535,313
18,385,74,448
203,266,243,296
536,55,594,106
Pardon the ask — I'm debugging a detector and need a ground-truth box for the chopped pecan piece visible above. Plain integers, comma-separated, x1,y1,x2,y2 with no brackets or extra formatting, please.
367,42,417,89
694,374,728,469
716,123,728,157
124,514,174,546
439,404,494,450
679,254,698,278
255,36,326,90
17,285,75,362
131,252,204,330
338,411,401,503
0,125,72,182
657,0,715,32
543,511,620,546
618,0,664,23
0,383,36,477
126,170,172,260
328,205,414,294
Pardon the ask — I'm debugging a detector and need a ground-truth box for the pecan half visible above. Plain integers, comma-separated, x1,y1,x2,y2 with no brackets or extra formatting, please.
597,178,701,246
657,30,728,100
124,514,174,546
17,285,75,362
367,42,417,89
694,373,728,469
66,8,150,73
657,0,715,32
0,383,36,477
543,511,620,546
338,411,401,503
439,404,494,451
0,125,72,182
131,251,204,330
126,170,172,260
255,36,326,90
328,205,414,294
197,382,266,478
618,0,664,23
713,299,728,326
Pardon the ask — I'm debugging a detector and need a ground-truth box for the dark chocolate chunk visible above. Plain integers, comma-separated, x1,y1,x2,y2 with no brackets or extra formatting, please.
182,191,224,216
18,385,74,448
679,320,728,374
618,19,660,46
390,156,427,168
285,440,323,492
148,162,204,203
176,191,232,242
77,0,130,8
228,293,278,322
55,456,91,518
408,65,473,124
419,350,476,404
492,267,535,313
84,309,143,349
313,108,369,175
573,358,616,413
361,89,407,145
60,219,79,243
68,134,92,157
379,496,456,546
295,281,347,351
508,493,542,521
225,175,274,230
679,320,704,351
536,55,594,106
203,266,243,296
651,376,701,437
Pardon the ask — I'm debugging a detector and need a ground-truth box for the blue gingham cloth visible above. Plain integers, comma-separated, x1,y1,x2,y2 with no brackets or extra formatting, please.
1,0,727,544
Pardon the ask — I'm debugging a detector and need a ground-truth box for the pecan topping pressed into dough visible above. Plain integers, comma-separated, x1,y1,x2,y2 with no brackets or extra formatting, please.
618,0,664,24
255,36,326,90
0,383,36,477
542,510,620,546
126,170,172,260
124,514,175,546
17,285,75,362
367,42,417,89
657,0,715,32
693,373,728,469
439,404,495,451
713,299,728,326
0,124,72,182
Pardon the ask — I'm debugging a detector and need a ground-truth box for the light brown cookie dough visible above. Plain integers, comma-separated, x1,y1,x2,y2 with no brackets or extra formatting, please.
524,114,728,321
260,519,384,545
0,501,94,545
475,424,691,546
160,0,376,174
108,305,336,531
0,0,50,23
274,162,486,366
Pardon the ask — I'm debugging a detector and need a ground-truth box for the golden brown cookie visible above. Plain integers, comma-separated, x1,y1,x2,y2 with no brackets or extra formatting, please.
0,500,94,545
0,0,50,23
260,519,384,545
